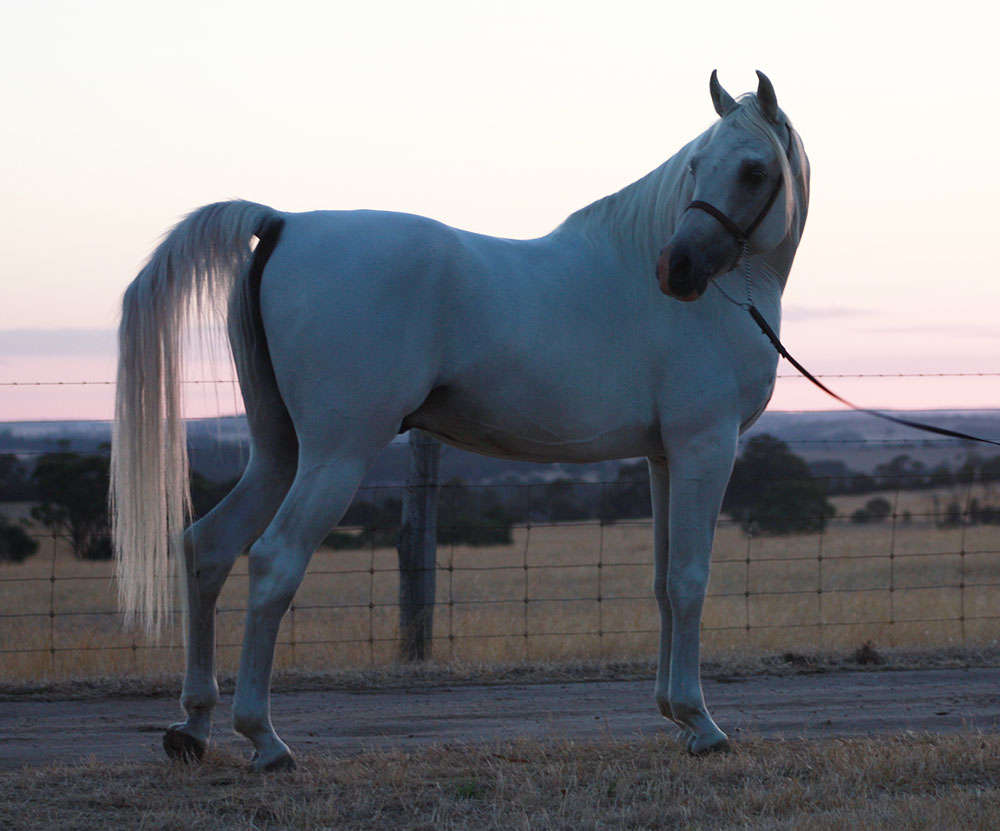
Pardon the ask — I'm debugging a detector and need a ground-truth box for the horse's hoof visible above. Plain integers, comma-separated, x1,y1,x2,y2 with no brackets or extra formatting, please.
687,733,731,756
163,727,206,763
250,751,296,773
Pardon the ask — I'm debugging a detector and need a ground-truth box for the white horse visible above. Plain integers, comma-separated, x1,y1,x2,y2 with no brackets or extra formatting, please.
112,71,809,770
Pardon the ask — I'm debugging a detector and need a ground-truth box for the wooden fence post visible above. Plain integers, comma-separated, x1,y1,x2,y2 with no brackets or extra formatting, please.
397,429,441,661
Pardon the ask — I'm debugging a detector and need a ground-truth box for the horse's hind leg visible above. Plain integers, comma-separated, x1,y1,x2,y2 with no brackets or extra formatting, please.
232,447,375,772
163,453,294,762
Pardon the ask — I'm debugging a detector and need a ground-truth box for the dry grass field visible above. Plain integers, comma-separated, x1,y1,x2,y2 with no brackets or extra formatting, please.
1,733,997,830
2,485,999,682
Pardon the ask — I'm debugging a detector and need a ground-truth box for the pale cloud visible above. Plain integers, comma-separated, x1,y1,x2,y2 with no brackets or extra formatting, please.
0,329,116,358
782,306,870,322
859,324,1000,339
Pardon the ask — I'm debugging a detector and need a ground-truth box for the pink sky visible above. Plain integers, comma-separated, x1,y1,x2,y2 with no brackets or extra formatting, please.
2,1,998,422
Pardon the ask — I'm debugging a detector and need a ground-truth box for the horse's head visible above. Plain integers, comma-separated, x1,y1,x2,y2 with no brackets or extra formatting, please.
657,70,803,301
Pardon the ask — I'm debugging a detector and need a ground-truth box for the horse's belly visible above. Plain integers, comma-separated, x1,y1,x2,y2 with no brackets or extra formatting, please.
402,386,661,463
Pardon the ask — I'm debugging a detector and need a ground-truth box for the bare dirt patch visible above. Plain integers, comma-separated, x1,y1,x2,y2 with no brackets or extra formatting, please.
2,667,999,771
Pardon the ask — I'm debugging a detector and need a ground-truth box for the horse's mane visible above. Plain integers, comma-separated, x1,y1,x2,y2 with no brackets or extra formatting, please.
563,95,806,266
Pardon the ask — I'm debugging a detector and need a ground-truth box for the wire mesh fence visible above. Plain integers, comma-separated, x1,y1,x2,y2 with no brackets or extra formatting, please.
2,479,999,682
2,374,1000,682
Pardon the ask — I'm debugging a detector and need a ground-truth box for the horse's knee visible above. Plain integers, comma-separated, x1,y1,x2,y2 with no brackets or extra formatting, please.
666,566,709,609
246,538,302,617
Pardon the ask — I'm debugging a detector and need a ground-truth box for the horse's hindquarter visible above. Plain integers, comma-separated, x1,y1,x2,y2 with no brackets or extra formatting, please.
258,210,462,448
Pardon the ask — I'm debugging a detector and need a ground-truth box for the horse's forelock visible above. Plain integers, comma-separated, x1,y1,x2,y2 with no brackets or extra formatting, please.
726,95,801,236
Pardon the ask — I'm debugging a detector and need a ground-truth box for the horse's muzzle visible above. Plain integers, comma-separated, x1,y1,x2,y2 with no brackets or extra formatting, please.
656,246,705,302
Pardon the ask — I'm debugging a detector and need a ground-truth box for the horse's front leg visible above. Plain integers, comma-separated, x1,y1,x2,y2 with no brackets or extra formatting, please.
658,424,738,754
647,457,677,726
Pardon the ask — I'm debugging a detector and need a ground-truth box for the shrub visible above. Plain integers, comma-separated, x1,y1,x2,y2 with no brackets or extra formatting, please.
0,516,38,562
724,435,835,535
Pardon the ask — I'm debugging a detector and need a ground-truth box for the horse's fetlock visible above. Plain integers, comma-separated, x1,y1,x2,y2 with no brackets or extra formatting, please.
655,693,672,719
232,703,264,738
181,682,219,714
669,695,707,724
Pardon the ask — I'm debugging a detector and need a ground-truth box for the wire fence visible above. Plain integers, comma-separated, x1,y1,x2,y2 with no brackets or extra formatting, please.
2,477,999,681
2,374,1000,681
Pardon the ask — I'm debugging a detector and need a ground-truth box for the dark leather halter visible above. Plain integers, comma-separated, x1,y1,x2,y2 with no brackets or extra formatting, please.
685,120,795,249
680,117,1000,448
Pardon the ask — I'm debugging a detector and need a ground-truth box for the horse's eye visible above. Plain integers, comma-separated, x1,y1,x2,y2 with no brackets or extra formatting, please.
742,164,767,185
687,161,696,177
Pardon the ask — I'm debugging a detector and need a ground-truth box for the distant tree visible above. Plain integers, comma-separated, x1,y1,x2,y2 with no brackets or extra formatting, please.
598,461,651,523
874,455,926,490
542,478,590,522
807,459,881,496
189,471,239,521
851,498,892,525
928,464,954,488
969,499,1000,525
864,497,892,522
723,435,835,535
982,455,1000,484
0,515,38,562
938,500,963,528
335,495,403,549
30,450,111,560
851,507,871,524
956,454,984,485
437,478,513,545
323,478,515,549
808,459,869,496
0,454,34,501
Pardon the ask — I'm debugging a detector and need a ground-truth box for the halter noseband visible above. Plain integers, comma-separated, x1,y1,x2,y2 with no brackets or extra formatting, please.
685,121,794,249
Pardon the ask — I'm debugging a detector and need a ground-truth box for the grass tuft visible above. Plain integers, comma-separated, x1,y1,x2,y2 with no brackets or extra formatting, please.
1,733,997,830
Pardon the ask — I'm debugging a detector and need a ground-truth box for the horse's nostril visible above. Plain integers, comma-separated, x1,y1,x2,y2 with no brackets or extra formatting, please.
667,249,694,295
670,250,691,277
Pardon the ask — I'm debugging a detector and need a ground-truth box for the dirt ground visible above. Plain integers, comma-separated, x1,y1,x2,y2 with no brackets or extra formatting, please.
2,667,999,770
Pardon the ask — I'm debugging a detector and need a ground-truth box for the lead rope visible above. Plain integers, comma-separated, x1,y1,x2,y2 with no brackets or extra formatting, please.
741,241,753,308
713,263,1000,447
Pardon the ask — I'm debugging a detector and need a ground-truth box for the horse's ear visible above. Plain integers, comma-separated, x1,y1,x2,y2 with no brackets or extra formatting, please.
709,70,737,118
755,70,780,123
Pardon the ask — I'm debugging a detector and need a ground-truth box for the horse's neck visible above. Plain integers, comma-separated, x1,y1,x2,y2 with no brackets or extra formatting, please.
559,134,802,303
562,148,692,271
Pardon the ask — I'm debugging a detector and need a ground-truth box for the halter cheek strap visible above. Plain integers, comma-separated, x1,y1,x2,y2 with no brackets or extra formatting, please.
685,121,794,249
685,199,749,245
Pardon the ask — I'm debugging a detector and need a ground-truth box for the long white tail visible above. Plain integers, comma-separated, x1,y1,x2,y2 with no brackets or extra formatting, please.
111,200,279,635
